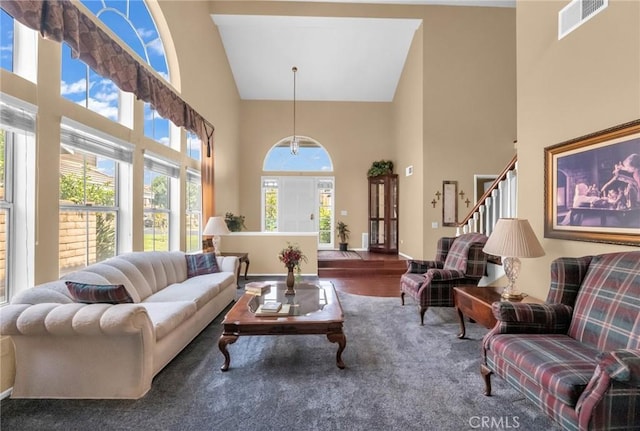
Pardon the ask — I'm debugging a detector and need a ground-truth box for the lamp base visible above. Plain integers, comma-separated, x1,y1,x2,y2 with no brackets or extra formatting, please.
501,289,524,300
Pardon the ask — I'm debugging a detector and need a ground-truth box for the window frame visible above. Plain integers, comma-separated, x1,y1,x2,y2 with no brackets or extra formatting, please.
0,96,37,304
185,168,202,252
59,143,122,276
143,153,180,252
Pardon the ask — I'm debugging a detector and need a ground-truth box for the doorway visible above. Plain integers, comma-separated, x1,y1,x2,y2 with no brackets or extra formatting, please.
261,176,335,249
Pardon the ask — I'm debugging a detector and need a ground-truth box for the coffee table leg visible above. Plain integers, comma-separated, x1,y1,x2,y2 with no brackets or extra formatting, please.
327,332,347,369
218,334,238,371
456,307,466,339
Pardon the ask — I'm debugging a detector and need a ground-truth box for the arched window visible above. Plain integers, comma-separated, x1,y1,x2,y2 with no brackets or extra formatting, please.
1,10,14,72
262,137,335,248
263,136,333,172
62,0,171,145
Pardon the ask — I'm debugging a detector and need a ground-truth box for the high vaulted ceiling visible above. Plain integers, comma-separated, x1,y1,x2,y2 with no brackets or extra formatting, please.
210,0,514,102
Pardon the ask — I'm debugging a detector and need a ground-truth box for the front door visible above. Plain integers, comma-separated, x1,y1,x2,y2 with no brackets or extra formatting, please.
262,176,335,248
279,177,316,232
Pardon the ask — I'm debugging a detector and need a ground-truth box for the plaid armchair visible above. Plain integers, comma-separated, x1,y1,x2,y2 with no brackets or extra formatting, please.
400,233,488,325
481,251,640,431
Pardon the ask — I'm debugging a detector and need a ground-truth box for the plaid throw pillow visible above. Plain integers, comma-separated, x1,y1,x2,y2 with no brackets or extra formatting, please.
65,281,133,304
186,252,220,278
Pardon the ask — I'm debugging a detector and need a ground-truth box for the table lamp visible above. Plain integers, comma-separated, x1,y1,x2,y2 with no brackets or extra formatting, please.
482,218,545,299
203,216,230,255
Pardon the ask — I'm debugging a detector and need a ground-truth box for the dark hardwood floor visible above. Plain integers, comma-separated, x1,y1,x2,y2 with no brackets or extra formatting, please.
330,274,403,298
319,250,407,298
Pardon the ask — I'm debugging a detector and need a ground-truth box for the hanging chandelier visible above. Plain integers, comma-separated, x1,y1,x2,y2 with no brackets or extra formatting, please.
290,66,299,155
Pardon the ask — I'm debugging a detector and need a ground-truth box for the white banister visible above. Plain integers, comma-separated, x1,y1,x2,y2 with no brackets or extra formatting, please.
455,155,517,239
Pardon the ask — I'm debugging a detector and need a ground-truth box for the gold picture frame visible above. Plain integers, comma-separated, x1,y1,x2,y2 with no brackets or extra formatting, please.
544,119,640,246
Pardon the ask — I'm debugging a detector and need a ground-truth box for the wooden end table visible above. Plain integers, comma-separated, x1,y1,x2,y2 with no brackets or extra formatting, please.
219,252,250,281
453,286,544,339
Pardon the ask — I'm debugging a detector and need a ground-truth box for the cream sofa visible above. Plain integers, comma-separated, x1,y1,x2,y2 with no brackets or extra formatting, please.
0,251,238,399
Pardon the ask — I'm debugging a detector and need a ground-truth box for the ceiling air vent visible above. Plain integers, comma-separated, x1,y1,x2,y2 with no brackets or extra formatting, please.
559,0,608,40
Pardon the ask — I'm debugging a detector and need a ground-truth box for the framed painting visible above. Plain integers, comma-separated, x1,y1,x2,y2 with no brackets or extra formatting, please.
442,180,458,227
544,119,640,246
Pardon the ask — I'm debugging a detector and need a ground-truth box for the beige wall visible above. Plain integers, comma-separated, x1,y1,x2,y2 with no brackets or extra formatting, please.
516,0,640,299
221,232,318,275
238,100,393,245
420,6,517,257
393,25,424,259
158,1,241,216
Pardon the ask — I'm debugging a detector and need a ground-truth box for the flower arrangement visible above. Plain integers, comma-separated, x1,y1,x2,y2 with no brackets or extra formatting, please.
278,242,308,271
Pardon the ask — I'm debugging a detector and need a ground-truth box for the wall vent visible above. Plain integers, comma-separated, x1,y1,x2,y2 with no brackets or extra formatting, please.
559,0,608,40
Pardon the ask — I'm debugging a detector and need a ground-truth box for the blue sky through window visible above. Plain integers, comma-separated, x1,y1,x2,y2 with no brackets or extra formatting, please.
264,140,333,172
58,0,170,139
1,10,14,72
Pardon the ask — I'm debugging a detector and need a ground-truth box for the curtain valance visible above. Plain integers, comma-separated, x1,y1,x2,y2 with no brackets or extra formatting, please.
1,0,214,149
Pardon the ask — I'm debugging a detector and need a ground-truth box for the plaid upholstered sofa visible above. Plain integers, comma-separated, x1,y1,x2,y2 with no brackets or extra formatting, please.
481,251,640,431
400,233,488,325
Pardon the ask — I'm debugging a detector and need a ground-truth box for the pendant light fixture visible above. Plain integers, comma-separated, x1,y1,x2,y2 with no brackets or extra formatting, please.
290,66,299,155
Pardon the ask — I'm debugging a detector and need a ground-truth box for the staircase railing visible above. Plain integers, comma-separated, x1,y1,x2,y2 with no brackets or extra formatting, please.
456,155,518,236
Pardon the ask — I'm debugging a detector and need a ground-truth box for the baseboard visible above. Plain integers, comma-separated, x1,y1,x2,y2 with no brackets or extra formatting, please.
1,387,12,399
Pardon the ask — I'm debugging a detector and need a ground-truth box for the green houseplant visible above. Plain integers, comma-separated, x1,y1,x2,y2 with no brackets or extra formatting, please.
336,221,350,251
367,160,394,177
224,212,246,232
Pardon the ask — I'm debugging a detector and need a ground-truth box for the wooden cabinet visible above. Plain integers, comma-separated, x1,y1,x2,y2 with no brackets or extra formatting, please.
368,174,398,254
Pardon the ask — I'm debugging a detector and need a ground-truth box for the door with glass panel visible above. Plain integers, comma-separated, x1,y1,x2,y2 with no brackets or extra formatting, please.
262,176,334,248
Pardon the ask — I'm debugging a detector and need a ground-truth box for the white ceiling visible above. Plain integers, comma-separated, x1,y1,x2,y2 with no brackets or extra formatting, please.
211,1,514,102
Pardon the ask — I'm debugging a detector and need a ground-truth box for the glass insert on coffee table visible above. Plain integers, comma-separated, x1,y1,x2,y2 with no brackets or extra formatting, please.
218,280,346,371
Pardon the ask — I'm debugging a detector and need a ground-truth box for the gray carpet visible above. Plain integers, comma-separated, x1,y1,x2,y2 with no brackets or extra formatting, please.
0,282,561,431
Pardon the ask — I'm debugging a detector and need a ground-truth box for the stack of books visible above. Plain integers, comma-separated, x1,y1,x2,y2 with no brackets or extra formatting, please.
255,302,291,316
245,282,271,295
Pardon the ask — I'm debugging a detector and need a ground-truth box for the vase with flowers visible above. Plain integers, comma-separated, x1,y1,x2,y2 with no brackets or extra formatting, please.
278,242,308,295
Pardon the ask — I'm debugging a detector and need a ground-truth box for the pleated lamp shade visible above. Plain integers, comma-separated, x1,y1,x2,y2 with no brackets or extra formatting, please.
483,218,545,258
203,216,230,236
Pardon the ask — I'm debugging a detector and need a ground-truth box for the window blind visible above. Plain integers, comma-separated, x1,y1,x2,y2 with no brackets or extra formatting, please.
0,99,36,134
144,153,180,178
61,119,133,164
186,168,201,183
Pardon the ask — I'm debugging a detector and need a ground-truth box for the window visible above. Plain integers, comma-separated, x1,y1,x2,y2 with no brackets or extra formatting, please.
144,102,171,146
318,180,334,245
61,0,171,131
144,154,179,251
0,128,12,303
1,10,37,82
185,169,202,252
186,131,201,161
262,178,278,232
61,43,121,122
0,98,36,304
59,122,133,275
263,136,333,172
1,9,14,72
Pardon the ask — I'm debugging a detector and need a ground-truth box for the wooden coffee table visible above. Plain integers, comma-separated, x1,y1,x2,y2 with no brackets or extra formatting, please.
453,285,544,339
218,280,346,371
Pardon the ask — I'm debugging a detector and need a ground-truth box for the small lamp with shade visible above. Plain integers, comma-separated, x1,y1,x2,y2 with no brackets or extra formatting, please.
482,218,545,300
202,216,230,255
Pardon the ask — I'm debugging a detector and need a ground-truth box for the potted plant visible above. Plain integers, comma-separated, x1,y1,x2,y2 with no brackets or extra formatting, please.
224,212,246,232
367,160,394,177
336,221,350,251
